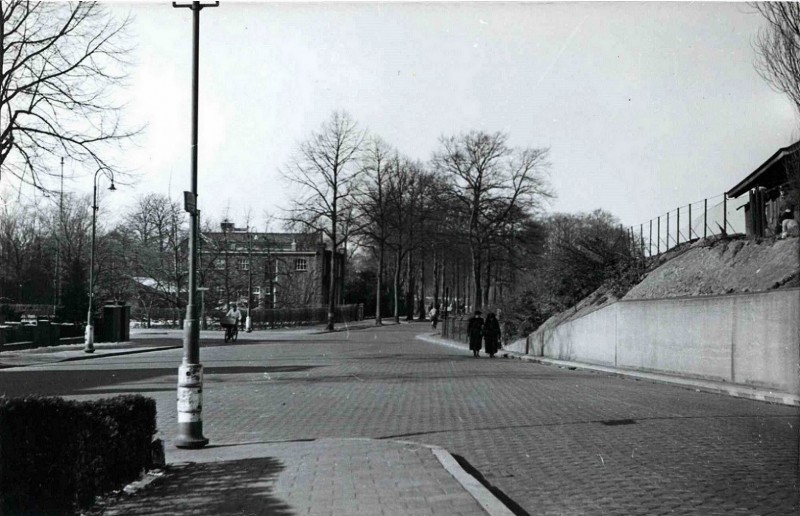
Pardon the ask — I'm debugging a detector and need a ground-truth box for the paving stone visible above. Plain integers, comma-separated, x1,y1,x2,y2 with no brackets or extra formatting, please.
4,324,797,515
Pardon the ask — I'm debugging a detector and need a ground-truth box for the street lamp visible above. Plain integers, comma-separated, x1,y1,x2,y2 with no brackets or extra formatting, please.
85,167,116,353
173,0,217,449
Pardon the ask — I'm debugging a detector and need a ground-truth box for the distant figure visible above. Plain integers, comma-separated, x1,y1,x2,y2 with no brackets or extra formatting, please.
467,310,484,358
782,217,799,238
483,313,501,358
775,186,797,235
429,305,439,329
226,302,241,327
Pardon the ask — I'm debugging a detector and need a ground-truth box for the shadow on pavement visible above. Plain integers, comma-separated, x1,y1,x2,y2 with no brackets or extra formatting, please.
0,366,319,397
93,458,293,516
451,454,531,516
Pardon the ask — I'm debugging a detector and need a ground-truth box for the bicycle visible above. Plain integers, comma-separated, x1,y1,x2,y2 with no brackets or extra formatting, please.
221,316,239,343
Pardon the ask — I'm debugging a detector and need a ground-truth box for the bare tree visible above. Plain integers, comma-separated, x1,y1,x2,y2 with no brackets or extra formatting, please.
753,3,800,115
384,156,433,322
433,131,551,310
352,136,394,325
123,194,188,312
1,1,136,190
282,111,365,330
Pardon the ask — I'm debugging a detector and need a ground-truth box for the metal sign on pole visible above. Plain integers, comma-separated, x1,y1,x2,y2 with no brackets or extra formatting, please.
172,0,218,450
184,190,197,215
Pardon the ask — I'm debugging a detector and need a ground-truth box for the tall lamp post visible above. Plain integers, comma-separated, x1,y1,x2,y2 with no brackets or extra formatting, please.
173,0,217,449
85,167,116,353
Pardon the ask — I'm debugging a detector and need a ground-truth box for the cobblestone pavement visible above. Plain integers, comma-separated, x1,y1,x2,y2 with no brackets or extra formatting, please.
1,323,797,515
95,439,489,516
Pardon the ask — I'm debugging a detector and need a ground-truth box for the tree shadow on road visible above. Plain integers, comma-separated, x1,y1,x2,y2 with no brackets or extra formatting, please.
93,457,293,516
0,366,319,397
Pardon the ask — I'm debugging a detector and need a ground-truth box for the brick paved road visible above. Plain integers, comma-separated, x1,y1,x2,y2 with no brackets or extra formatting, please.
1,323,797,515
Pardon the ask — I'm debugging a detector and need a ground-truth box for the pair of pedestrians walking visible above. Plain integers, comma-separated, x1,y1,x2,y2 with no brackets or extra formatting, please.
466,310,501,358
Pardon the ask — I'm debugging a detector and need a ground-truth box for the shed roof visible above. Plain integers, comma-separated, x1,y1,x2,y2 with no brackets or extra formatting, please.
727,140,800,199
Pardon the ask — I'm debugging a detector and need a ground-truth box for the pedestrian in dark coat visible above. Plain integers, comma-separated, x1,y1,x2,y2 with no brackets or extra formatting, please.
467,311,484,358
483,313,501,357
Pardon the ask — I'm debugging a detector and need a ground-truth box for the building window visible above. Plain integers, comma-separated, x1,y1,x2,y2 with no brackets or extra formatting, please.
253,286,262,296
214,258,225,270
237,258,249,270
215,286,225,297
295,258,307,271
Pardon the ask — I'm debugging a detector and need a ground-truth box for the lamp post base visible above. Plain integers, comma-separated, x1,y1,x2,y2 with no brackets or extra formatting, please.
175,362,208,449
84,325,95,353
175,422,209,449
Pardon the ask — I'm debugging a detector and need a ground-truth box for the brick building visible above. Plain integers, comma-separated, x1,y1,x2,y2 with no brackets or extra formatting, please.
199,221,344,310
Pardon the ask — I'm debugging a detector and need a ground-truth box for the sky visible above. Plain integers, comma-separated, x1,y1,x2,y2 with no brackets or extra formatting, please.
11,1,800,231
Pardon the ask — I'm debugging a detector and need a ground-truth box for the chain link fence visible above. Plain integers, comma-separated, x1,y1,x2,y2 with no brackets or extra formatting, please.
627,192,748,257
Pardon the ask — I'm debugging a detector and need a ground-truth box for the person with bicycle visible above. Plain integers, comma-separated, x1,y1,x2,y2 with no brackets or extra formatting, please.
223,302,241,342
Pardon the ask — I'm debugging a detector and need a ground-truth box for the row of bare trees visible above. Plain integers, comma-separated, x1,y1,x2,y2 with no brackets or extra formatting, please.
281,112,647,338
281,112,554,329
0,192,188,322
0,191,260,324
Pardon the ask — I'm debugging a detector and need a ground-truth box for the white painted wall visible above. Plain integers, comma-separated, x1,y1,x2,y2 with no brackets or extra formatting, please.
525,289,800,395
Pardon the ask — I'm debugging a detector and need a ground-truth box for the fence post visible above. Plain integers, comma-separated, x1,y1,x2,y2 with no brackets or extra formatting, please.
723,195,728,235
688,203,692,240
676,207,680,246
666,211,670,250
649,219,653,257
704,198,707,239
657,216,661,254
639,224,644,256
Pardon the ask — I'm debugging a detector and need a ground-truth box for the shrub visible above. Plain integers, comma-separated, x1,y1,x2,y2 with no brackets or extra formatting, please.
0,395,158,514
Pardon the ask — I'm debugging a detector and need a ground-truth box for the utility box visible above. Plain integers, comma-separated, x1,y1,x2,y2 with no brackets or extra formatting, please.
33,320,59,348
100,304,131,343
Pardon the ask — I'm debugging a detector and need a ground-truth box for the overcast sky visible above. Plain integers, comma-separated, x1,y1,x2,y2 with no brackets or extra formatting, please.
23,1,800,231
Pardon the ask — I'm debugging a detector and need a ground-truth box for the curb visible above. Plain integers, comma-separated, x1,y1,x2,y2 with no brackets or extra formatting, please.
313,438,518,516
429,446,516,516
417,333,800,407
0,345,181,369
60,345,181,363
328,438,516,516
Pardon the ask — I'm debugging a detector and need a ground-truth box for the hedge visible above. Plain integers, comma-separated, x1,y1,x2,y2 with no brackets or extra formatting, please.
0,395,158,514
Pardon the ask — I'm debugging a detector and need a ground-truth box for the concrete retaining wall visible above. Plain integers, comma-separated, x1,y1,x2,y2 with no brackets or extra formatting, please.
522,289,800,395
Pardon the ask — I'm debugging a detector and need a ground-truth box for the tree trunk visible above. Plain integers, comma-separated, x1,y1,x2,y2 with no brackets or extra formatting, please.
454,259,460,313
405,250,414,321
432,248,440,311
440,257,446,314
374,241,384,325
393,249,401,323
483,252,491,308
327,200,337,331
418,253,426,320
471,245,483,311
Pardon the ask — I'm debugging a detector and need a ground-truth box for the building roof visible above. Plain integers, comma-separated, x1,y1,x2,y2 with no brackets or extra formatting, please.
201,230,324,252
726,140,800,199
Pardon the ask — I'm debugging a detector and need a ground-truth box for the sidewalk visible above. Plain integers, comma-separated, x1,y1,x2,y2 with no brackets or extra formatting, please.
418,332,800,406
0,341,179,369
94,439,513,516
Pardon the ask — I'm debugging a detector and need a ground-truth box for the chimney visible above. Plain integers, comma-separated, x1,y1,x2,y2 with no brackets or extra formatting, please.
221,220,234,232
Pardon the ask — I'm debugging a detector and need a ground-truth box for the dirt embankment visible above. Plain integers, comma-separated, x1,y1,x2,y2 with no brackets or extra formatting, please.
536,236,799,332
624,236,799,299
